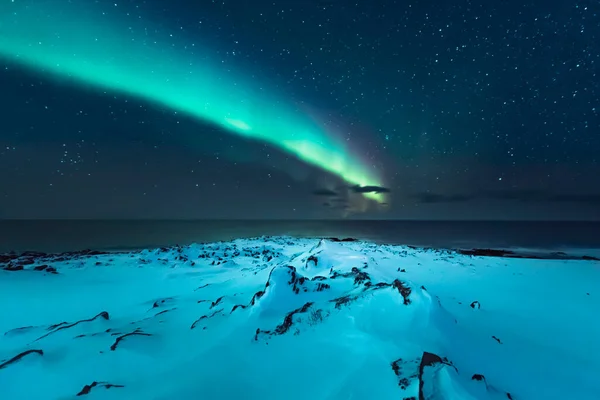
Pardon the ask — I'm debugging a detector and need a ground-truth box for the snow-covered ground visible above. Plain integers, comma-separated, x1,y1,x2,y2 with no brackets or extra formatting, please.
1,237,599,399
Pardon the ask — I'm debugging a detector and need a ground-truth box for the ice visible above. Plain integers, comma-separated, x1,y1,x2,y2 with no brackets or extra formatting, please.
1,237,599,399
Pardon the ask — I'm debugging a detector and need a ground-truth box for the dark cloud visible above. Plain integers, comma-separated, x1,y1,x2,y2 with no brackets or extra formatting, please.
312,188,338,196
412,193,476,204
547,194,600,204
484,190,600,204
351,185,391,194
411,190,600,205
482,190,546,202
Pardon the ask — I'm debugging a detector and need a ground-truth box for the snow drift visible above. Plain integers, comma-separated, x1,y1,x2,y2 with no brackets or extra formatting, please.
1,237,599,399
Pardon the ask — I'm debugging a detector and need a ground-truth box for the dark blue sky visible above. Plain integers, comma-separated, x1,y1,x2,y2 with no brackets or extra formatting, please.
1,0,599,219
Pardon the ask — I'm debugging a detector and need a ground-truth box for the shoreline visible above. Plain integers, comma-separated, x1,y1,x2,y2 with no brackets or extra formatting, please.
1,236,599,267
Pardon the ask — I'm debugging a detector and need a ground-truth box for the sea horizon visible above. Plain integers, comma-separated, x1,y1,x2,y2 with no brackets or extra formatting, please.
1,219,599,254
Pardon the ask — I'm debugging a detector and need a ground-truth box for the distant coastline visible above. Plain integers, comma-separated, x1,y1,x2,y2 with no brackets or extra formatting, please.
0,219,599,254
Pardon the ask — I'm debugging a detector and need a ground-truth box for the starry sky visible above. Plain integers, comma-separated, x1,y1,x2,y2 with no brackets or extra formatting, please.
0,0,599,220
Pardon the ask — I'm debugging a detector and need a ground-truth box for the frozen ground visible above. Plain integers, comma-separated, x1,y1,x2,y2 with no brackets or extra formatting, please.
1,237,599,399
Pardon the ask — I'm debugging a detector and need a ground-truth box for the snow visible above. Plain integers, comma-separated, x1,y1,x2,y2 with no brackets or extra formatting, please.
1,237,599,399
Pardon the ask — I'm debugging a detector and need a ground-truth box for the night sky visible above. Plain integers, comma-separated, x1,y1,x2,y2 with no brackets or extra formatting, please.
1,0,599,220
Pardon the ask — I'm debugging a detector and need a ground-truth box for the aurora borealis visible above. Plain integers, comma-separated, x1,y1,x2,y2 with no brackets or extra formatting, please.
1,0,599,220
0,0,385,203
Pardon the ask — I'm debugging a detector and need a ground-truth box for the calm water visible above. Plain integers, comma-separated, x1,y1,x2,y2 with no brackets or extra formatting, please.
0,220,599,253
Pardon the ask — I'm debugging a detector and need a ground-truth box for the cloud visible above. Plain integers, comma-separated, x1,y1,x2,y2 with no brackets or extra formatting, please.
312,188,338,196
547,194,600,203
351,185,391,194
411,190,600,204
411,193,476,204
481,190,546,202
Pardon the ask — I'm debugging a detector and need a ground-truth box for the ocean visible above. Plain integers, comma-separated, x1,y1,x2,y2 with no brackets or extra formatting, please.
0,220,599,253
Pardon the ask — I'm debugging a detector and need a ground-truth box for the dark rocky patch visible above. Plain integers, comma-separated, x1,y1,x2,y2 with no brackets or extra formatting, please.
231,290,266,313
36,312,109,341
155,308,176,317
4,325,35,336
190,309,223,329
47,321,69,331
328,237,358,242
0,349,43,370
151,298,176,310
32,264,58,273
330,294,360,309
3,264,24,271
459,249,515,258
398,268,406,272
417,352,457,400
391,357,420,390
210,296,224,309
492,335,503,344
255,302,313,340
0,253,19,264
194,283,210,291
76,381,124,396
306,255,319,267
582,255,600,261
472,374,486,381
392,280,412,305
470,301,481,309
330,266,371,285
459,248,599,261
110,329,152,351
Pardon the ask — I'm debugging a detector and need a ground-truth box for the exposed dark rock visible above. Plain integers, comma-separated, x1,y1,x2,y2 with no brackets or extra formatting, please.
0,349,43,370
582,255,600,261
155,308,175,317
472,374,486,381
210,296,224,309
4,325,35,336
330,294,359,309
459,248,599,261
36,312,109,341
110,329,152,351
151,298,175,309
231,290,265,313
330,266,371,285
3,264,24,271
190,309,223,329
417,352,457,399
194,283,210,291
306,255,319,266
470,301,481,309
0,254,18,264
398,268,406,272
392,280,412,305
255,302,313,340
390,357,419,390
458,249,515,258
76,381,125,396
328,237,358,242
492,335,503,344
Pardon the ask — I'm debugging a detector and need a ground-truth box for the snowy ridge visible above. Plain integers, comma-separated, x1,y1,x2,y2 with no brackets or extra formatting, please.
1,237,599,399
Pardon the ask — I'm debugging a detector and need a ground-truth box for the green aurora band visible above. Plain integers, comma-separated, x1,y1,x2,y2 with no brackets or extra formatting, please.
0,1,385,203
